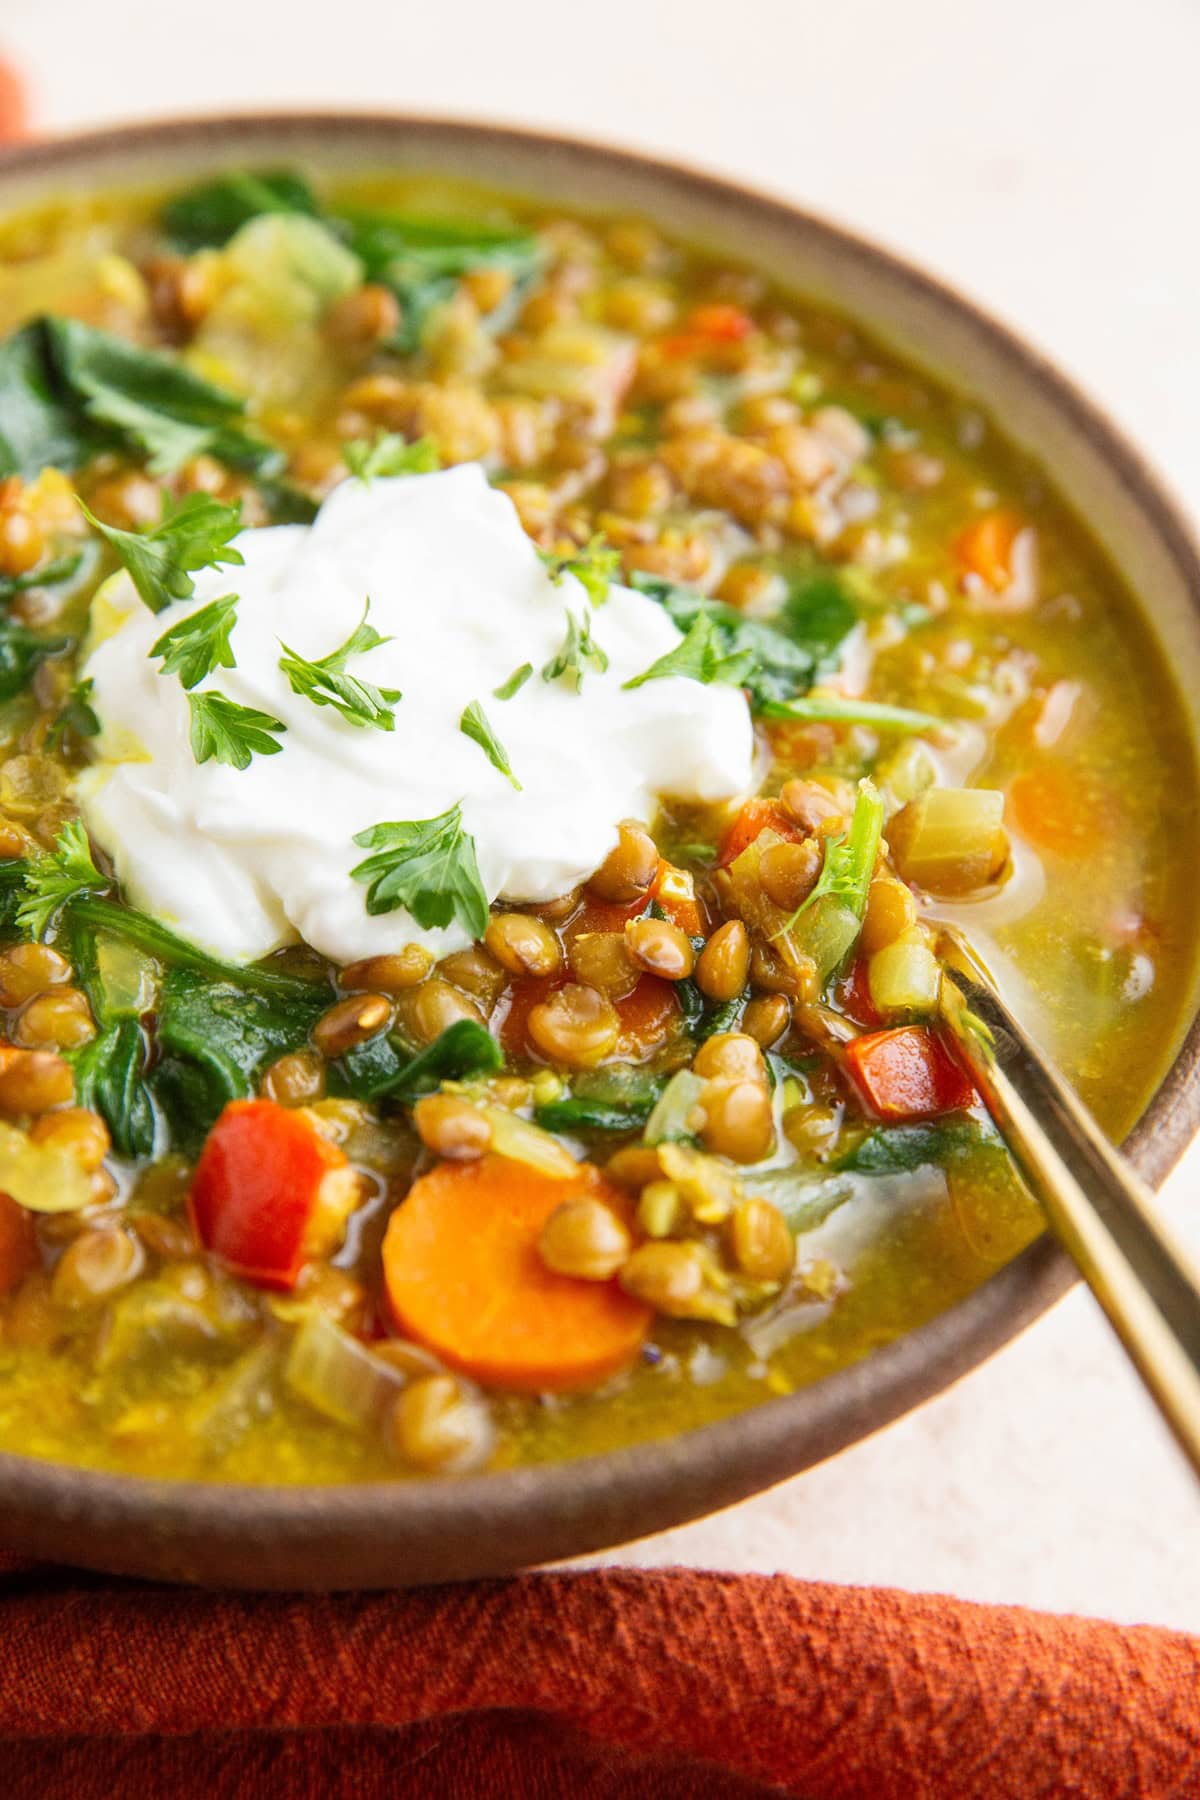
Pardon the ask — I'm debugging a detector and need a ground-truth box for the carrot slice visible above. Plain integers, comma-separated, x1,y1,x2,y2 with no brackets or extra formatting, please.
382,1155,652,1391
717,798,803,867
1010,762,1111,858
845,1026,974,1120
0,1193,35,1297
955,510,1022,589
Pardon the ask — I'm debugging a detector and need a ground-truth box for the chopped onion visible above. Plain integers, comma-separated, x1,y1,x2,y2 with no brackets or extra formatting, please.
868,939,942,1016
284,1312,405,1429
483,1104,580,1178
0,1121,92,1214
889,788,1007,896
643,1070,707,1146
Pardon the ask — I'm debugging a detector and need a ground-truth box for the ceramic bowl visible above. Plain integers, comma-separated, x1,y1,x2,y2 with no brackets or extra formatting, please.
0,114,1197,1587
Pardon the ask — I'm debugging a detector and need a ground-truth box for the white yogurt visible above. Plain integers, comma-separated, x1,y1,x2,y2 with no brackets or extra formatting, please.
79,465,754,966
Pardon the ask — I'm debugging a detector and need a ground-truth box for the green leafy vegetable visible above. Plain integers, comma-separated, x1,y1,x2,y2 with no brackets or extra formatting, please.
539,534,620,607
162,170,320,252
351,802,488,937
343,433,440,482
188,691,286,769
279,600,401,732
493,662,532,701
760,694,939,732
459,700,521,790
0,621,69,704
541,609,608,692
66,894,319,1002
82,492,244,615
837,1117,988,1175
153,968,327,1142
534,1067,666,1134
0,323,91,479
150,593,239,690
47,677,100,749
630,569,859,711
17,820,109,940
0,861,29,941
623,612,756,692
339,207,541,354
70,1020,158,1159
0,550,83,605
780,571,859,679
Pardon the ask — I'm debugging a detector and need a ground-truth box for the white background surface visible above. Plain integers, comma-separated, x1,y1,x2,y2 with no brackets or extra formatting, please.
4,0,1200,1627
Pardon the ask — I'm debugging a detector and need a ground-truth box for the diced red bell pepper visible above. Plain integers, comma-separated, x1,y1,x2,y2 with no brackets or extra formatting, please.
844,1026,974,1121
190,1099,356,1291
717,798,805,867
838,956,883,1031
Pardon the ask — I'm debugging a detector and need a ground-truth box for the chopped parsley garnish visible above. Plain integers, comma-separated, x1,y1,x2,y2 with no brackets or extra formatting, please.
351,803,488,938
539,533,620,607
623,613,756,691
188,692,286,770
81,492,244,615
343,433,440,482
459,700,521,790
17,819,110,940
47,676,101,748
278,599,401,732
150,594,239,691
541,609,608,692
493,661,532,700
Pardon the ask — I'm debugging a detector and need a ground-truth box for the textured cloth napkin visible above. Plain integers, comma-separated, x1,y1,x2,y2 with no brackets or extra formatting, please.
1,59,1199,1800
0,1560,1198,1798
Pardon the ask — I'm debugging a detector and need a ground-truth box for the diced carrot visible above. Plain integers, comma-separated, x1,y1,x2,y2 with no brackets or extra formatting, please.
717,798,804,867
0,1192,35,1297
190,1099,357,1291
1009,762,1112,858
651,860,705,936
955,510,1022,590
382,1155,652,1391
658,303,754,360
844,1026,974,1120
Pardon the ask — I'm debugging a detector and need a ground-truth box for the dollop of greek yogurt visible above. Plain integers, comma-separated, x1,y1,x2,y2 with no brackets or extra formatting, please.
78,465,754,966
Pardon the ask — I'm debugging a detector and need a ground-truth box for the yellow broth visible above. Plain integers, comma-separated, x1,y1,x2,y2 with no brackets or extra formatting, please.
0,172,1190,1482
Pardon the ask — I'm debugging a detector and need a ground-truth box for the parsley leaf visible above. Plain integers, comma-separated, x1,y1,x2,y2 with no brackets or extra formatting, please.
278,600,401,731
351,803,488,938
493,662,532,700
459,700,521,790
47,676,100,748
759,694,939,732
188,692,286,770
17,819,110,941
151,594,239,691
81,491,244,615
541,609,608,692
623,613,757,691
539,533,620,607
343,433,440,482
790,780,885,925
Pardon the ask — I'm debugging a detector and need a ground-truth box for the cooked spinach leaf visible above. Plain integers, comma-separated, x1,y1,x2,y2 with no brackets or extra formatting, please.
162,170,321,252
0,621,69,704
70,1019,158,1159
837,1116,995,1174
331,1017,502,1103
0,323,91,479
153,968,327,1141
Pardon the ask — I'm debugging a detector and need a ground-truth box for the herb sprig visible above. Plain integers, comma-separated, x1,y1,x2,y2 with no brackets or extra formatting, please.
278,600,401,732
151,594,239,690
493,662,532,701
623,613,756,692
17,819,110,940
343,433,440,483
539,534,620,607
541,609,608,692
81,492,244,615
351,803,488,938
188,692,286,770
459,700,521,790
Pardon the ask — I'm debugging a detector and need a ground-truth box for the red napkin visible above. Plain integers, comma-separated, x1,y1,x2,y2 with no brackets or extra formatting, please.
1,1561,1197,1797
1,59,1197,1800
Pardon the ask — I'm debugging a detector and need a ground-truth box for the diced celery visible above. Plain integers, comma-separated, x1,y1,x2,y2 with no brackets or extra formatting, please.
284,1312,403,1430
889,787,1008,895
867,939,942,1016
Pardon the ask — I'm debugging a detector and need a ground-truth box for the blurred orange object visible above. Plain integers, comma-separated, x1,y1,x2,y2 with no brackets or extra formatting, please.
0,60,28,141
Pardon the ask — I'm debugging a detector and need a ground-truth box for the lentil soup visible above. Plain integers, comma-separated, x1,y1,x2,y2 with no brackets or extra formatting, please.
0,167,1190,1485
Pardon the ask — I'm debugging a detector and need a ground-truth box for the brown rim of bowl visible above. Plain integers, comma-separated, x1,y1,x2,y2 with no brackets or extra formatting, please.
0,112,1197,1588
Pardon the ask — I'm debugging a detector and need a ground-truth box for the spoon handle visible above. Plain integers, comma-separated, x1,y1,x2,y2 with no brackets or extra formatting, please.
937,934,1200,1477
